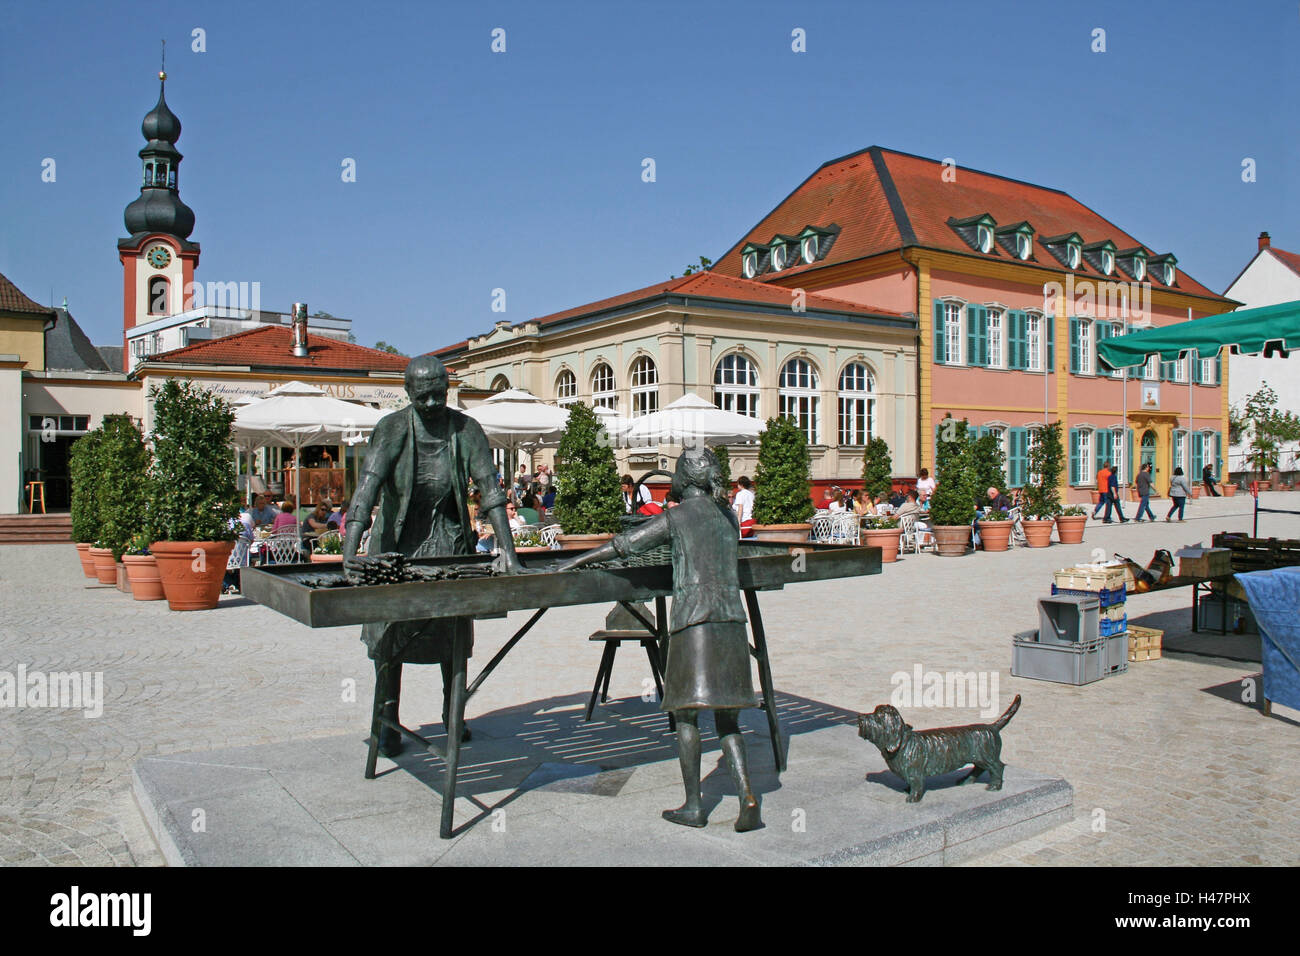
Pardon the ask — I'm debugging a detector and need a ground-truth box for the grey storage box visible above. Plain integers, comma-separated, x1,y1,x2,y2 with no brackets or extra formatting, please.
1012,634,1107,684
1103,632,1129,675
1038,595,1100,646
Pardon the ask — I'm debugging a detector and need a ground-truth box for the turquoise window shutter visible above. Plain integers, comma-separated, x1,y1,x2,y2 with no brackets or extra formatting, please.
967,306,987,367
1126,428,1134,484
1191,355,1201,384
1047,319,1055,370
1008,311,1027,369
1214,432,1222,472
1069,317,1080,372
1009,427,1028,487
1095,428,1110,476
1214,353,1221,384
1069,428,1081,484
1191,433,1203,477
933,301,946,364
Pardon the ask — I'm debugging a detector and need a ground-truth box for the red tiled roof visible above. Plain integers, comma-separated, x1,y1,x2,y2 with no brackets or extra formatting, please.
714,146,1227,301
143,324,409,372
530,270,905,327
0,271,55,316
1267,247,1300,279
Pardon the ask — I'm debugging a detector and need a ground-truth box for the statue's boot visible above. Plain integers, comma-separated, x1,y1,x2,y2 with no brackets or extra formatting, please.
377,661,404,758
721,732,762,832
663,711,708,827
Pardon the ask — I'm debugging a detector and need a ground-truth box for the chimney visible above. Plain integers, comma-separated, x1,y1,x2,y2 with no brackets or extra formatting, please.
291,302,308,357
1259,231,1271,251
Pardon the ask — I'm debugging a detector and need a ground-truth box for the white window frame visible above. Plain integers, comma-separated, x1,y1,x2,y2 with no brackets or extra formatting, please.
801,236,818,264
1111,427,1126,485
1199,357,1215,384
987,309,1004,368
944,302,963,365
976,225,993,254
778,358,821,446
771,244,788,271
1143,355,1160,381
1162,262,1175,285
1173,430,1187,473
741,252,757,278
1133,257,1146,281
1015,233,1031,260
1077,428,1093,484
1026,314,1042,372
629,356,659,418
1078,318,1093,375
986,426,1008,483
1172,356,1188,383
1067,242,1081,269
1027,426,1042,486
555,369,577,406
836,363,876,446
1101,250,1115,275
591,363,617,409
714,352,760,418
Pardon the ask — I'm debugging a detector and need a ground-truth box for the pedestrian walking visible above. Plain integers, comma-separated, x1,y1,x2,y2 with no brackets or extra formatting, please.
1166,467,1192,521
1133,463,1156,522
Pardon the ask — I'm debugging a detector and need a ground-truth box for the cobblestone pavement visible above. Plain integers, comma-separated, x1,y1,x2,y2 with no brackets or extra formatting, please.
1,492,1297,866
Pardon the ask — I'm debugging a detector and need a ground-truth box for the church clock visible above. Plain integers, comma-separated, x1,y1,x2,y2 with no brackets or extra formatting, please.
146,245,172,269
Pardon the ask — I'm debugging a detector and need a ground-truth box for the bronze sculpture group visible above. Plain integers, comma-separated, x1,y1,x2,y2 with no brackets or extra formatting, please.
339,355,1017,833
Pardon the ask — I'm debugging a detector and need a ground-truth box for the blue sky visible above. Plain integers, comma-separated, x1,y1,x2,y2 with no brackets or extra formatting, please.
2,0,1295,353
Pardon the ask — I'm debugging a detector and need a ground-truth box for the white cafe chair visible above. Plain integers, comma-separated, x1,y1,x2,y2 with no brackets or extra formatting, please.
266,532,303,565
810,513,836,542
227,538,251,570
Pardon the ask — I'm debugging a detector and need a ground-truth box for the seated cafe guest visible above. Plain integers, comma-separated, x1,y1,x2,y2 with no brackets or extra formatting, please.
249,493,277,527
271,499,299,534
303,501,332,536
327,499,348,529
983,486,1012,513
237,502,256,542
894,489,924,523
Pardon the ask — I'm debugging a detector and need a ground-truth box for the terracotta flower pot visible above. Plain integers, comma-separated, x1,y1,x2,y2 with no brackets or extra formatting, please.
88,547,118,585
555,533,616,549
977,520,1013,552
862,527,902,563
150,540,235,611
115,562,131,593
75,542,97,578
310,553,344,563
1054,514,1087,544
750,523,812,543
122,553,165,601
1222,483,1237,497
1021,518,1055,548
514,546,552,554
1191,485,1202,499
931,524,973,557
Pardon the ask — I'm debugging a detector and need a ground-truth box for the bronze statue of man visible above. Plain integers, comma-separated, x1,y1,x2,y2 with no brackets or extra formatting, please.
557,448,761,831
343,355,524,756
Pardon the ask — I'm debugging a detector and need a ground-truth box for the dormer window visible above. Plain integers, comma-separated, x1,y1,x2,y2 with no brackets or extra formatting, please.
801,236,818,264
1067,242,1081,269
977,225,993,253
1150,253,1177,286
1016,234,1031,260
995,223,1035,261
949,214,998,256
1117,248,1147,281
1083,239,1118,277
771,243,788,271
1041,233,1083,270
742,251,758,279
1133,258,1145,280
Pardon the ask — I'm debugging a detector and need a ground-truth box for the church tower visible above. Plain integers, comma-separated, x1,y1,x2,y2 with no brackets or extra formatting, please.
119,68,199,359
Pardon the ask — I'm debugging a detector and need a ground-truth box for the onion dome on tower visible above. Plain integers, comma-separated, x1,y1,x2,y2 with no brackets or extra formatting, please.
123,71,196,240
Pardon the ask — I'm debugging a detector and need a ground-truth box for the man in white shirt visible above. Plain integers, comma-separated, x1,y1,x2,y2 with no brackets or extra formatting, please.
732,475,756,537
621,474,652,513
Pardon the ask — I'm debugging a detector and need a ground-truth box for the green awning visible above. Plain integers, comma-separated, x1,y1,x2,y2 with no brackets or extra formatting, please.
1097,299,1300,369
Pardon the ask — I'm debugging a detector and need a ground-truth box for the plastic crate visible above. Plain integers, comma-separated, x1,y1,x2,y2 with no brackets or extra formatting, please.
1012,635,1106,685
1099,615,1128,637
1051,583,1126,608
1038,595,1100,645
1198,595,1258,634
1053,565,1126,592
1103,632,1129,675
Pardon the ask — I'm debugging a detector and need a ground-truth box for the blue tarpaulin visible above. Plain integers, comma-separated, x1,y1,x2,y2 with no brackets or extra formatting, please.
1234,567,1300,712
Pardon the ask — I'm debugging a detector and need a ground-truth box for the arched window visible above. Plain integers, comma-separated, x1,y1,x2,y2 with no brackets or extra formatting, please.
629,356,658,417
148,276,169,316
779,358,820,445
590,363,617,409
837,363,876,445
489,374,510,392
713,352,759,418
555,369,577,406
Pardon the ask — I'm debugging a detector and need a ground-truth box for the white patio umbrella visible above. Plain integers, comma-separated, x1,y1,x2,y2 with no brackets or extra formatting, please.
464,388,570,472
619,392,764,449
232,381,391,540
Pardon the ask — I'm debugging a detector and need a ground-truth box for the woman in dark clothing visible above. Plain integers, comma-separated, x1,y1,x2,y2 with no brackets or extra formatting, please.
1202,463,1220,497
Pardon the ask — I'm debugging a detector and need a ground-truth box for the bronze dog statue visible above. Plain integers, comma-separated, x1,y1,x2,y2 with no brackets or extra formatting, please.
857,695,1021,803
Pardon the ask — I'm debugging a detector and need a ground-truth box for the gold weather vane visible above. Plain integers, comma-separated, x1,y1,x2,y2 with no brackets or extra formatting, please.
159,38,166,81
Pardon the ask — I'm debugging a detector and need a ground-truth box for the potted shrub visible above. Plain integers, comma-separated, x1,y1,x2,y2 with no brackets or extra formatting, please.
978,508,1013,552
88,538,119,585
929,419,978,556
752,415,815,541
145,380,240,610
96,415,151,593
310,533,345,563
1021,422,1065,548
121,532,164,601
860,436,894,503
69,428,105,578
553,402,624,547
862,514,902,563
1055,505,1089,544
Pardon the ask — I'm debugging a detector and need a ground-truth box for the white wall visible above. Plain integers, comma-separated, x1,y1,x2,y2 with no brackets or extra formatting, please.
1,365,27,514
1224,250,1300,472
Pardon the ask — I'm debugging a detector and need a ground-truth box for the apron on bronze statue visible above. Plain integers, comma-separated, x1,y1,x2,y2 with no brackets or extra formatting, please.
362,424,474,665
658,498,758,713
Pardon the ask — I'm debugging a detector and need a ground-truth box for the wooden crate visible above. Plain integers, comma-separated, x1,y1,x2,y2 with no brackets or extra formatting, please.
1177,548,1231,579
1128,625,1164,662
1054,565,1127,592
1211,533,1300,574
